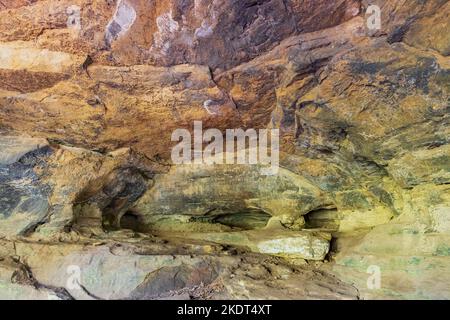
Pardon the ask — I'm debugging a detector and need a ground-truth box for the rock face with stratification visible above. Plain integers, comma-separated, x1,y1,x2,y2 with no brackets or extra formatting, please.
0,0,449,299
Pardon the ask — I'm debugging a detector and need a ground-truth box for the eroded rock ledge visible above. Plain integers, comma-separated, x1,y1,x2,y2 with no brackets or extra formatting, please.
0,0,449,299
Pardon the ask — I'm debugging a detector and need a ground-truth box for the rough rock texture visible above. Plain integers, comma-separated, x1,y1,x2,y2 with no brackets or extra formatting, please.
0,136,167,238
0,0,449,299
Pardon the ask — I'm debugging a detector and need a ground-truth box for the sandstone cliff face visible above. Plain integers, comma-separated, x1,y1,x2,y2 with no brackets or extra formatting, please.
0,0,449,300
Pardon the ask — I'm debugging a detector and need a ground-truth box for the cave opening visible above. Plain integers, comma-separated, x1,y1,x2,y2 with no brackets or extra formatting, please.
119,211,142,232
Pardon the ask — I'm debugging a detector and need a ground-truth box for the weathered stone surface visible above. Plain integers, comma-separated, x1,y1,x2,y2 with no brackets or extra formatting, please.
0,238,358,300
387,145,450,188
181,229,331,260
0,136,48,165
0,136,52,236
0,0,361,68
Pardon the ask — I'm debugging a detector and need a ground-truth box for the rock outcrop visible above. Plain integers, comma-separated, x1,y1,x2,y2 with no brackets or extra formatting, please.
0,0,449,299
